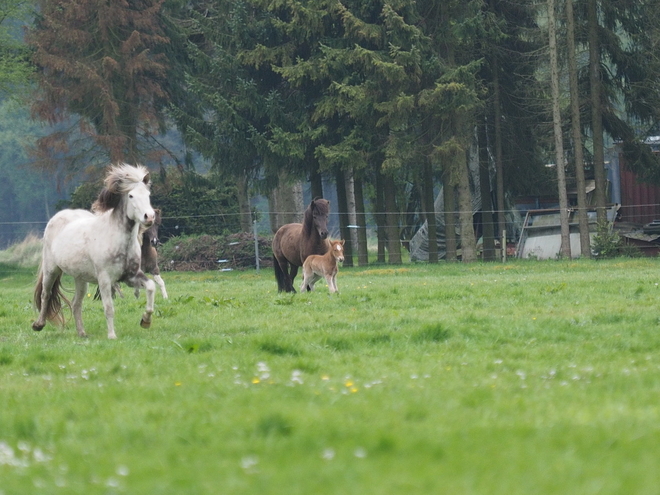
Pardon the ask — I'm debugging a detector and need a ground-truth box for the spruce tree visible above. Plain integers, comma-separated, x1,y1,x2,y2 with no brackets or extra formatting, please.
29,0,170,166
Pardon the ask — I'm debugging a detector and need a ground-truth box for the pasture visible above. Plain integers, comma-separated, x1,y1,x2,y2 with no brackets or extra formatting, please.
2,258,660,494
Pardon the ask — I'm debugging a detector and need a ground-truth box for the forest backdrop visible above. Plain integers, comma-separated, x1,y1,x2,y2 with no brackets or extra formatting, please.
1,0,660,264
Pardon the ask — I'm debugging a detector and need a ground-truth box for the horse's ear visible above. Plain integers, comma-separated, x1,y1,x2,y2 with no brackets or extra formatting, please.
143,173,151,186
341,239,345,245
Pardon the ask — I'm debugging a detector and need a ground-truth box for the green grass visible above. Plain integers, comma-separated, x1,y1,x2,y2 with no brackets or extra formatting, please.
2,258,660,494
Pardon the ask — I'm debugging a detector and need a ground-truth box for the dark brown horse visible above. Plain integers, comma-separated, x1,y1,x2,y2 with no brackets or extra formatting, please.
272,198,330,292
136,208,168,299
95,208,167,300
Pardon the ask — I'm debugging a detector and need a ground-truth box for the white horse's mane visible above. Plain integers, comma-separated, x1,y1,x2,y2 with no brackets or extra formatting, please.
108,163,150,192
92,163,151,214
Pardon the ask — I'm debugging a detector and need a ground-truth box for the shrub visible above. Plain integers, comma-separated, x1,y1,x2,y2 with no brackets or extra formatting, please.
592,221,640,259
60,168,243,239
158,233,273,271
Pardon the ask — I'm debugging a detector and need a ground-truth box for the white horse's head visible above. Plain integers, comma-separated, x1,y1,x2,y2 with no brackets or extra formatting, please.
93,163,155,228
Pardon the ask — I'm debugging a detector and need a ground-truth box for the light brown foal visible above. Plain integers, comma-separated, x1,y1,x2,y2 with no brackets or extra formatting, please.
300,239,345,293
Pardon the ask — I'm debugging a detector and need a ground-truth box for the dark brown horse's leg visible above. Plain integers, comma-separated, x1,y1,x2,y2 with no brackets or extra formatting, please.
274,255,292,292
288,265,299,293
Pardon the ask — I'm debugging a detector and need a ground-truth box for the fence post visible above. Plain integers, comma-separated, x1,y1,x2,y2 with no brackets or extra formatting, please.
254,218,260,272
502,229,507,263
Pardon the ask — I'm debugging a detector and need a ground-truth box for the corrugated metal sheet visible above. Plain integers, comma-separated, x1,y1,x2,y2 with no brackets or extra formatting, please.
619,155,660,225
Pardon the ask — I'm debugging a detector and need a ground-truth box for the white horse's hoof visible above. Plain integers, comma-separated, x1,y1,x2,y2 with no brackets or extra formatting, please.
140,317,151,329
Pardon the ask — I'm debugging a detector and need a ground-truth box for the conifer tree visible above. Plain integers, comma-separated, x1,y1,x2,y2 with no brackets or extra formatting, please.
29,0,170,167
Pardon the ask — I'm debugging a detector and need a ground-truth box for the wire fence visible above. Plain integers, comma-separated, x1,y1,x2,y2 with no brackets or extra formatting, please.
1,202,659,275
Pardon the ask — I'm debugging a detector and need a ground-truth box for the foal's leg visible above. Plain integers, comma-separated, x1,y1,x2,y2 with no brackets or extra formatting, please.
329,272,339,293
325,273,338,293
300,266,312,293
72,279,88,337
307,273,321,292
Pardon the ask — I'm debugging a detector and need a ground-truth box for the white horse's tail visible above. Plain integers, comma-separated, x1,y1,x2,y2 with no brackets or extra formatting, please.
34,269,69,327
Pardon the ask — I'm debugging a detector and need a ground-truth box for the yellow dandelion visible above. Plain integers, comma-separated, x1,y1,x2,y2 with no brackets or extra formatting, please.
175,382,182,387
350,387,358,393
345,380,354,388
87,293,91,298
322,375,330,381
252,377,260,384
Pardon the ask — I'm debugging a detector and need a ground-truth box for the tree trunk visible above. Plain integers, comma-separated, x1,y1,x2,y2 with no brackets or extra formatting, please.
335,168,354,267
310,168,324,200
456,149,476,263
237,172,252,233
478,121,496,261
354,174,369,266
588,0,607,223
489,0,506,243
375,167,387,263
566,0,591,257
269,174,303,232
383,173,402,264
443,171,458,262
548,0,572,258
423,161,438,263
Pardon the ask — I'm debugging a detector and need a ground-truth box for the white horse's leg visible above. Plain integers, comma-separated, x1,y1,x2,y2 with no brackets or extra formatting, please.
72,279,88,337
33,265,62,331
97,276,117,339
125,272,155,328
141,278,156,328
153,274,168,299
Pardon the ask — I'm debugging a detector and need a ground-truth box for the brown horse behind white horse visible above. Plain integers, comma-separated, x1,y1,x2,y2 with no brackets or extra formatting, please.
136,208,168,299
300,239,345,294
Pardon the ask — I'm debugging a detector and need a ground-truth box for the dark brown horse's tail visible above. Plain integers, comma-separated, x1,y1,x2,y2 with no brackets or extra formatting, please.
273,255,287,292
34,269,69,327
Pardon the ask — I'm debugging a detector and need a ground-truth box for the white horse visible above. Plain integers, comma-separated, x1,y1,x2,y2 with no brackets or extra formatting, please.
32,163,157,339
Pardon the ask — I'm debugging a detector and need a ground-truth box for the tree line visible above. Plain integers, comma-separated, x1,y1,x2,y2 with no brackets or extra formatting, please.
3,0,660,263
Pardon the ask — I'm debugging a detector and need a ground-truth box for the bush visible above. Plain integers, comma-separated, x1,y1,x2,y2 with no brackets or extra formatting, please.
151,169,242,240
158,233,273,271
60,168,243,240
592,222,640,259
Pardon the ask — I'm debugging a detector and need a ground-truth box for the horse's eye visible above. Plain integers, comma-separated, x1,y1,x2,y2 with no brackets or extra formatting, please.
129,194,134,199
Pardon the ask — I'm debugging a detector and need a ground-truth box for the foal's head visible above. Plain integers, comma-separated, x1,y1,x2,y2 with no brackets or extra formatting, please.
329,239,345,263
93,163,155,229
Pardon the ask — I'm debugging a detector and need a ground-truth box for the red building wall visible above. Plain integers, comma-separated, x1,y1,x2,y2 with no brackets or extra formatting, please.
619,156,660,225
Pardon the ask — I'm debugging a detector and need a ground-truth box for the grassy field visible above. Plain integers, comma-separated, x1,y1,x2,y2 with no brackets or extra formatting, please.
2,258,660,494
